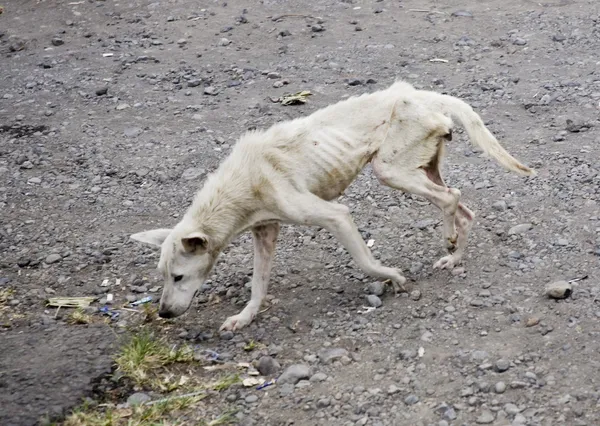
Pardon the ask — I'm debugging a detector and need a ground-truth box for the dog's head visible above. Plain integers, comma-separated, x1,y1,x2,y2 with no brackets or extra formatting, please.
130,225,218,319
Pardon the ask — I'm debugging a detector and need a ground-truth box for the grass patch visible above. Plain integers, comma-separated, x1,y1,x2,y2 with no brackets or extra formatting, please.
114,331,194,387
0,288,15,306
64,394,206,426
67,308,92,325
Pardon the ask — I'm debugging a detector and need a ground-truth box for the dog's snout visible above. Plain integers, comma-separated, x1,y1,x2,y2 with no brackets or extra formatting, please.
158,308,176,319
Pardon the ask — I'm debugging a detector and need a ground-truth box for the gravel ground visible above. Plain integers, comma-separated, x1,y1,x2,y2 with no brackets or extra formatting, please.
1,0,600,425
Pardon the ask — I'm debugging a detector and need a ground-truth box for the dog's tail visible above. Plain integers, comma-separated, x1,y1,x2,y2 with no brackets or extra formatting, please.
433,94,535,177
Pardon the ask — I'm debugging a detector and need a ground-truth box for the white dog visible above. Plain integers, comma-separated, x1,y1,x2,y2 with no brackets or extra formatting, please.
130,80,534,331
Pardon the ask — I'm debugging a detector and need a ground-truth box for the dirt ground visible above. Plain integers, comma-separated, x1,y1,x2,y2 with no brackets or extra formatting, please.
1,0,600,425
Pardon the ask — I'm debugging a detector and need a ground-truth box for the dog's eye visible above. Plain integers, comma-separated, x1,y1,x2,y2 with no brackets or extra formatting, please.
173,275,183,283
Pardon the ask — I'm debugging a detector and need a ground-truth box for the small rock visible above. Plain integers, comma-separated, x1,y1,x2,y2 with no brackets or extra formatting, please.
492,200,507,211
181,167,205,181
278,364,310,385
451,10,473,17
476,409,495,424
368,282,385,296
410,290,422,301
508,223,532,236
220,331,234,340
318,348,350,364
257,356,280,376
219,38,231,46
545,281,572,299
552,34,566,42
495,381,506,394
127,392,151,406
51,37,64,46
45,254,62,264
512,38,527,46
124,127,142,138
366,294,382,308
404,394,419,405
204,86,218,96
28,177,41,184
310,372,328,382
245,394,258,403
95,86,108,96
495,359,510,372
311,24,325,32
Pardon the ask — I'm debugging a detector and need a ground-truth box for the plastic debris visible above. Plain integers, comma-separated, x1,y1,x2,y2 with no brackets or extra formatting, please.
270,90,312,106
243,377,264,387
357,306,376,314
106,293,114,303
99,306,120,320
102,53,113,57
130,296,153,306
418,347,425,357
204,349,220,362
429,58,449,63
257,378,277,390
47,296,95,308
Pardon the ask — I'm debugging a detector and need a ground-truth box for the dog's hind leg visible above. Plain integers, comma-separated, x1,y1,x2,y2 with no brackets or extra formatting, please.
278,192,408,293
220,222,280,331
372,156,463,268
434,202,475,269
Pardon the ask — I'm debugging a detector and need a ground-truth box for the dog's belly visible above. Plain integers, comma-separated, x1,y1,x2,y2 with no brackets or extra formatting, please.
303,136,376,201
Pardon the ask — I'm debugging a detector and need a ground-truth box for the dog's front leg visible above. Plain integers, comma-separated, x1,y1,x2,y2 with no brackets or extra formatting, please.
220,222,280,331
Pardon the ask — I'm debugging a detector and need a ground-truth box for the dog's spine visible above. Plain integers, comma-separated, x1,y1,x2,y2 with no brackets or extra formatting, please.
437,95,536,177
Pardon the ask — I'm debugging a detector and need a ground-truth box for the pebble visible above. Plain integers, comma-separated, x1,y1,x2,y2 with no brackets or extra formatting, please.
513,38,527,45
318,348,349,364
508,223,532,235
28,177,41,184
219,38,231,46
368,282,385,296
123,127,142,138
95,86,108,96
204,86,218,96
45,254,62,264
127,392,151,406
257,356,280,376
181,167,205,181
245,394,258,403
404,394,419,405
310,372,327,382
495,359,510,372
492,200,507,211
495,381,507,393
410,290,422,301
366,294,382,308
545,281,572,299
278,364,310,385
51,37,64,46
476,409,495,424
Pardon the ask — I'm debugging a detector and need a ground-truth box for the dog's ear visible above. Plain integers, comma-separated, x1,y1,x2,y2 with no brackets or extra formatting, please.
181,232,209,254
130,228,172,247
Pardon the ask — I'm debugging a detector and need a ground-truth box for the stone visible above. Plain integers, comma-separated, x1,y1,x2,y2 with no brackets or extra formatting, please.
181,167,205,181
51,37,64,46
368,282,385,296
476,409,495,424
257,356,280,376
508,223,532,235
318,348,350,364
495,381,506,393
404,394,419,405
45,254,62,264
127,392,151,406
124,127,142,138
545,281,572,299
495,359,510,372
278,364,310,385
366,294,382,308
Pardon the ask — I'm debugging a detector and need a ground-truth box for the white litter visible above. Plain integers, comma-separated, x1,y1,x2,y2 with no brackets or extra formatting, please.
418,347,425,357
367,239,375,248
101,278,110,287
102,53,114,57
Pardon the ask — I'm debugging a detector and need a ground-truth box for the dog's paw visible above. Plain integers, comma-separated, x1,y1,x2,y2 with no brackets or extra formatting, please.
219,311,256,332
433,255,460,270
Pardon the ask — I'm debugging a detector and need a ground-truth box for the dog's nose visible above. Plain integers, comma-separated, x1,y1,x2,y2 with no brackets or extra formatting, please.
158,308,176,319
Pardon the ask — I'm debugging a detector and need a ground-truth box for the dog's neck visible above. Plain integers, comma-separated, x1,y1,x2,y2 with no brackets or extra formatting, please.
183,169,253,250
